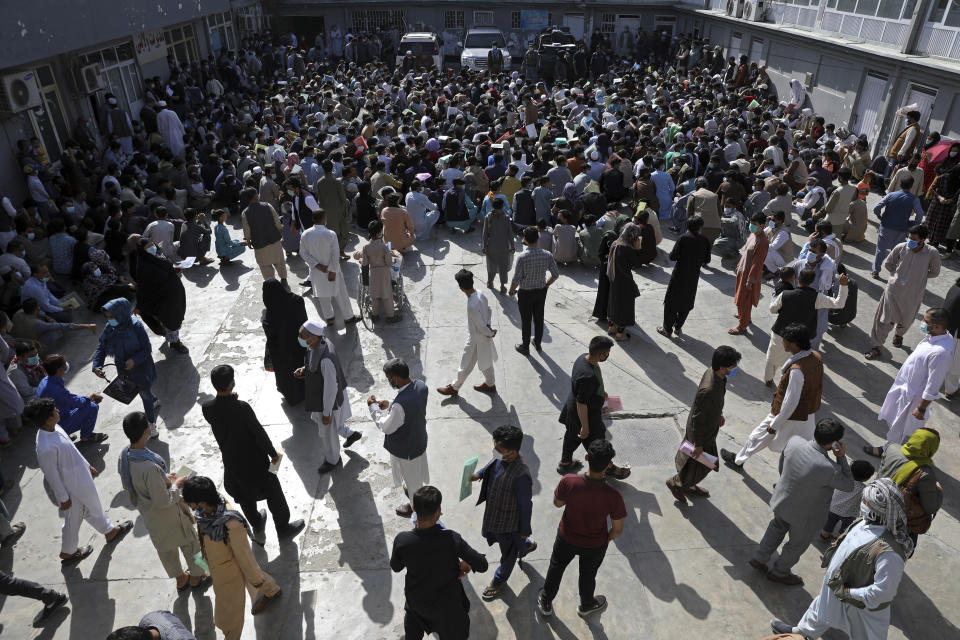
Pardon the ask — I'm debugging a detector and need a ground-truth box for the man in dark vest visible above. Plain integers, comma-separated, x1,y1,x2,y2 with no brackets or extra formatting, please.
469,425,534,601
367,358,430,517
487,42,505,75
241,187,287,283
763,268,848,385
295,320,351,474
722,322,824,470
512,176,537,229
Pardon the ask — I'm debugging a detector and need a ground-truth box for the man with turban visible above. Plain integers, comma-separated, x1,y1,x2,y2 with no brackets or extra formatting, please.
771,478,913,639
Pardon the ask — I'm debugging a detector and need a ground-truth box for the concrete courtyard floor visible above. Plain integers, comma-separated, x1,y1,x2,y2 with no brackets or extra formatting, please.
0,193,958,640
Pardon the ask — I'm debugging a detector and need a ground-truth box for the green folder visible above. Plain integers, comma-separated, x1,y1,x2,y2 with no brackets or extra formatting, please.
459,456,479,502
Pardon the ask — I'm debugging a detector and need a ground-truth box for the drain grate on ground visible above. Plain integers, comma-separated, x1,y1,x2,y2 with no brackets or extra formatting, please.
605,417,683,466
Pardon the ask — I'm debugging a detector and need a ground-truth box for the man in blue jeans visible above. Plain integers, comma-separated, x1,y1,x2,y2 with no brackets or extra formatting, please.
538,439,626,619
871,175,924,278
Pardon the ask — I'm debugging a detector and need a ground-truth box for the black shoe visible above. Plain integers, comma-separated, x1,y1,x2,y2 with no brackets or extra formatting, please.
514,343,530,356
318,458,341,474
533,342,542,352
169,341,189,354
537,588,553,617
770,620,795,635
34,593,67,625
344,432,362,448
251,508,267,545
299,279,311,287
720,448,743,470
278,519,305,540
577,595,608,618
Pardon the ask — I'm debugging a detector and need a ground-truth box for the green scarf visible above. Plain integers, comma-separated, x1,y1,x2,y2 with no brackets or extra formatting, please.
891,428,939,485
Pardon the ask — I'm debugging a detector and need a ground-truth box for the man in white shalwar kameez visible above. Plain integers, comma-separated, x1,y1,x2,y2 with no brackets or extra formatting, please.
865,308,955,456
722,324,822,469
299,209,355,325
771,478,912,640
28,398,132,563
437,269,498,397
367,358,430,517
297,321,353,474
156,102,186,158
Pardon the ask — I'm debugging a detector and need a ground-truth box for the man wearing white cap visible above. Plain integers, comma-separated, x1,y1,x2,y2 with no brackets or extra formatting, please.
156,101,186,158
295,321,353,473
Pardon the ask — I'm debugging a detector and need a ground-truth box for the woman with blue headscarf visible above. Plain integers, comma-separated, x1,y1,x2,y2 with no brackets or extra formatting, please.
92,297,159,437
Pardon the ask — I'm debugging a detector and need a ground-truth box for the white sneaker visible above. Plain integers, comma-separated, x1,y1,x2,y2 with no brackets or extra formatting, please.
149,422,159,439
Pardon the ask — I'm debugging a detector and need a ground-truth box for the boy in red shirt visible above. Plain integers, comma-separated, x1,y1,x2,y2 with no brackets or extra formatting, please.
537,439,626,619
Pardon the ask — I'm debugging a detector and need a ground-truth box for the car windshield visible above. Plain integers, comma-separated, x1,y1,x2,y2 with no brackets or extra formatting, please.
465,34,502,48
401,41,435,54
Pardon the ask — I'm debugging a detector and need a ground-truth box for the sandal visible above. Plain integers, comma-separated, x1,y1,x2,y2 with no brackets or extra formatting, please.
684,486,710,497
176,574,191,591
727,327,747,335
79,432,109,444
614,332,630,342
481,585,501,602
892,335,903,348
61,545,93,565
606,465,632,480
556,459,583,475
864,347,882,360
656,326,671,337
106,520,133,544
666,481,688,504
190,575,211,589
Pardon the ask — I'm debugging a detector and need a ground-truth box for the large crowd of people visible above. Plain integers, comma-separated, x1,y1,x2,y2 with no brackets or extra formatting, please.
0,21,958,640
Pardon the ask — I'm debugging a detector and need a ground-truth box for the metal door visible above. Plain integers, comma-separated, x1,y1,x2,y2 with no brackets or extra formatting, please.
563,14,584,42
851,72,888,143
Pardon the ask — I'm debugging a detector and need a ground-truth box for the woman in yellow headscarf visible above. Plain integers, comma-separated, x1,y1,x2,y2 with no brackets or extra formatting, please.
878,427,943,540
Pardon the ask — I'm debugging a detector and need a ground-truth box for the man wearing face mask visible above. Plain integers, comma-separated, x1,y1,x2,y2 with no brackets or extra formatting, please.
722,323,824,470
729,212,770,335
295,321,352,474
37,353,105,443
791,238,838,350
469,425,534,601
864,308,954,457
667,346,740,504
866,225,941,360
870,175,924,278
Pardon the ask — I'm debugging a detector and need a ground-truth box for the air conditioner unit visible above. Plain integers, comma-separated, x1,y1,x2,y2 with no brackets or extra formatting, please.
0,71,42,114
79,63,106,94
744,0,770,21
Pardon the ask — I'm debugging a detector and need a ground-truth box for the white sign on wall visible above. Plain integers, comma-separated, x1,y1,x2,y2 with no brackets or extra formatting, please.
134,30,168,65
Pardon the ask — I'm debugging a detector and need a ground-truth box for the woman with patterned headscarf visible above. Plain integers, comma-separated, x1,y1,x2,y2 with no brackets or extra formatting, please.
771,477,912,639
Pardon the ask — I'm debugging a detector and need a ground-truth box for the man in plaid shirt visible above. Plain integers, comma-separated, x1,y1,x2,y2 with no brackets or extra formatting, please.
510,226,559,355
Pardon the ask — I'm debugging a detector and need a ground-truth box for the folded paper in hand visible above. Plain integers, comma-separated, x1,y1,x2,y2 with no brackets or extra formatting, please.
459,455,479,502
679,440,718,470
602,396,623,412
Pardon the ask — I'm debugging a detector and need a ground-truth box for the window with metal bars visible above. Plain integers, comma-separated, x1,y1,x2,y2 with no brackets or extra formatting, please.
446,10,465,29
352,10,406,33
474,11,494,26
601,13,617,33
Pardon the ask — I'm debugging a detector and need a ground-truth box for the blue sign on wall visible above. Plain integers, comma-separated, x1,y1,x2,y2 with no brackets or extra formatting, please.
520,10,549,31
